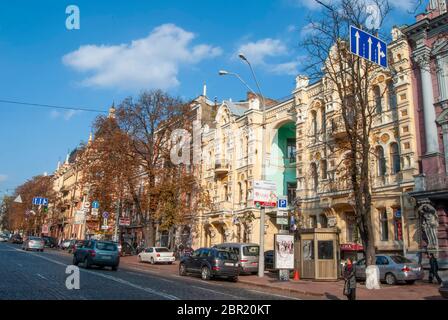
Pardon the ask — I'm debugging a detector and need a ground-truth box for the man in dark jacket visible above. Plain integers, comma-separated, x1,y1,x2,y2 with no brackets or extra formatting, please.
343,258,357,300
428,253,442,284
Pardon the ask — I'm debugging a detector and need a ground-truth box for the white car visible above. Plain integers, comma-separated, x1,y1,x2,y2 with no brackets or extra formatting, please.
138,247,175,264
0,235,8,242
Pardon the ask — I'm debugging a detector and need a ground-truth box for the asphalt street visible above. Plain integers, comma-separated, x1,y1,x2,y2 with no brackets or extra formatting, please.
0,242,303,300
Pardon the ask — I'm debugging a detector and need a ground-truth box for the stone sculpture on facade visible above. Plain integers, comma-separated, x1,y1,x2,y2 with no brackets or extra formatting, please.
418,203,439,250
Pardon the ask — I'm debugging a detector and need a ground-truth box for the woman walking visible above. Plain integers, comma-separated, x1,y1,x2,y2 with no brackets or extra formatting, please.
343,258,357,300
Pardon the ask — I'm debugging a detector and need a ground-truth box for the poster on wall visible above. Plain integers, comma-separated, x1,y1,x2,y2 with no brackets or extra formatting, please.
303,240,314,261
274,234,295,269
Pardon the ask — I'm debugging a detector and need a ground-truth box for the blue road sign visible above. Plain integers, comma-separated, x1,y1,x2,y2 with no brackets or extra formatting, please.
350,26,387,68
102,212,109,219
278,197,288,210
32,197,49,205
92,201,100,209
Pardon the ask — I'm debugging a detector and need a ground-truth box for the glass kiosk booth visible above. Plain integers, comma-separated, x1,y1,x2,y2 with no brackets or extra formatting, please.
297,228,340,281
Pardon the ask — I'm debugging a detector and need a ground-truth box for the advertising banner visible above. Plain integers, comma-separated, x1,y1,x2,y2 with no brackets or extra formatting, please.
274,234,294,269
74,210,85,225
253,180,277,208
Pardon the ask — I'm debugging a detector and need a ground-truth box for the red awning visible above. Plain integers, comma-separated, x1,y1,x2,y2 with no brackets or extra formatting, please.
340,243,364,251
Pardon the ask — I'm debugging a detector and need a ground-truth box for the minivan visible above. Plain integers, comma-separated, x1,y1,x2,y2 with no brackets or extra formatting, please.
214,243,260,274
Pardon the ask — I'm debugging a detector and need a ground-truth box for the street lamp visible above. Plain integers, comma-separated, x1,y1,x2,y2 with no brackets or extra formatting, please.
219,55,267,278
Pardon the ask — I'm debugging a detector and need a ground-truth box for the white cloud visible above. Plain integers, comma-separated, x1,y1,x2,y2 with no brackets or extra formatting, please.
0,174,7,183
63,23,222,90
50,109,81,120
237,38,287,65
391,0,418,11
236,38,302,76
297,0,333,10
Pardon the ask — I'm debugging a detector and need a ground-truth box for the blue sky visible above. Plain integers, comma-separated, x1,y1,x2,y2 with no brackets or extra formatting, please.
0,0,423,195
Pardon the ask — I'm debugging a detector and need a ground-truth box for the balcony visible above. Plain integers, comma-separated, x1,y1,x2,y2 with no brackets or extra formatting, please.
329,116,348,141
414,174,448,192
373,109,399,127
214,159,229,176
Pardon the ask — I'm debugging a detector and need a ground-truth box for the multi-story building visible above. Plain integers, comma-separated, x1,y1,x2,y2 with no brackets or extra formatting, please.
193,28,421,261
404,0,448,271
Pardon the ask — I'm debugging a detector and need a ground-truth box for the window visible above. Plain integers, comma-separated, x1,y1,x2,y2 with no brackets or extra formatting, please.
320,214,328,228
321,106,326,133
375,256,389,265
436,54,448,101
199,249,210,257
380,209,389,241
387,81,397,110
287,138,296,163
374,86,382,114
376,146,386,176
310,215,317,228
390,255,413,264
242,246,259,256
238,182,243,203
311,163,318,191
390,143,401,174
318,241,334,259
287,182,297,205
321,160,328,179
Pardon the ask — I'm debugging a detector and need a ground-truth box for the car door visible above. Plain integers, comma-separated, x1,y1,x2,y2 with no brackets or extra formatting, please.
187,249,202,272
376,256,389,280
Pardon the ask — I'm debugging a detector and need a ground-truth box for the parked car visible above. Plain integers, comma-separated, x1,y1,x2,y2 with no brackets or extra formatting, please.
60,239,73,250
10,234,23,244
214,243,259,274
138,247,175,264
439,281,448,299
71,240,88,254
179,247,240,282
22,236,45,252
42,236,57,248
355,255,423,285
73,240,120,271
0,234,8,242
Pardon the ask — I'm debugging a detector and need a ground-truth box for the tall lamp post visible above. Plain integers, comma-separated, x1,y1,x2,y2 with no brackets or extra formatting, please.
219,53,267,277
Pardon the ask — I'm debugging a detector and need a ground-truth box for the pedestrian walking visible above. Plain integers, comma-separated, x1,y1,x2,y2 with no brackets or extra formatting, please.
428,253,442,284
343,258,357,300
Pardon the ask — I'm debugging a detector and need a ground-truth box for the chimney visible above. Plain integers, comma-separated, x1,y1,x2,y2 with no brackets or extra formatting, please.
203,83,207,97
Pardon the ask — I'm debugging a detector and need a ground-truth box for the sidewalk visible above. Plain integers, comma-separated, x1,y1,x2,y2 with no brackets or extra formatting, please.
119,255,444,300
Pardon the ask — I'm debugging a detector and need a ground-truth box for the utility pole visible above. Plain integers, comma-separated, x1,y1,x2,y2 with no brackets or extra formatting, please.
113,198,121,242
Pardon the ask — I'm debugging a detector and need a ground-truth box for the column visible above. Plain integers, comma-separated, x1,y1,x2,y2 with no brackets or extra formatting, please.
420,64,439,154
443,125,448,175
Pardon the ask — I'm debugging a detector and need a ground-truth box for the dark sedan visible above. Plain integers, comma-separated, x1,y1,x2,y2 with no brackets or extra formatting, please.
179,247,239,282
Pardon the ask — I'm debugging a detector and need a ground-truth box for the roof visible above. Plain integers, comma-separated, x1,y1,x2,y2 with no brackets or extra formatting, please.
223,100,248,117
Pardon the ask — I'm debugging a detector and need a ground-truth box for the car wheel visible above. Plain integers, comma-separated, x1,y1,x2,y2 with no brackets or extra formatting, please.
229,276,238,283
150,257,155,265
405,280,415,285
201,266,211,281
112,265,118,271
73,256,79,266
179,263,187,276
385,273,397,285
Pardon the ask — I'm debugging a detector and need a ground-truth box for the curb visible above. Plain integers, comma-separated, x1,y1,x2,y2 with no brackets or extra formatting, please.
237,278,326,298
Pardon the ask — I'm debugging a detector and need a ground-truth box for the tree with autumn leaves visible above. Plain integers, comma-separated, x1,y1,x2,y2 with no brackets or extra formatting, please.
1,175,55,235
78,90,210,246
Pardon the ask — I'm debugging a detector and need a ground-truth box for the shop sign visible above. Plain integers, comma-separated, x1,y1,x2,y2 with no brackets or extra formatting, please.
253,180,277,208
340,243,364,251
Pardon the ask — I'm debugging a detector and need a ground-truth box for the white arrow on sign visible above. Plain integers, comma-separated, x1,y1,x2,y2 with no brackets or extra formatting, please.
377,42,385,65
355,31,360,55
367,37,373,61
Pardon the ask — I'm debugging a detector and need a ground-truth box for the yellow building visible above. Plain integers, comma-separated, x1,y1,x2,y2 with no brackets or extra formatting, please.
193,28,420,260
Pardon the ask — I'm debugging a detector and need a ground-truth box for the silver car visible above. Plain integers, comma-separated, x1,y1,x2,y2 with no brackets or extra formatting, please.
214,243,260,274
355,255,423,285
22,236,45,252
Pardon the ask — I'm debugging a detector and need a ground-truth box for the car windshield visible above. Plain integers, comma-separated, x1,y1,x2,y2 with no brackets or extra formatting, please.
155,247,170,252
390,255,414,264
217,250,238,261
96,242,117,251
243,246,259,256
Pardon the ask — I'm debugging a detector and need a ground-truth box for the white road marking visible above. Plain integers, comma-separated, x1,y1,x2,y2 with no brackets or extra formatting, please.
36,273,48,280
13,247,180,300
17,263,23,267
191,285,246,300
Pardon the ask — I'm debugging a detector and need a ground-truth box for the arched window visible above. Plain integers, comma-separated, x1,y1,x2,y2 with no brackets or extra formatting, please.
376,146,386,176
320,214,328,228
387,81,397,110
390,142,401,174
374,86,382,114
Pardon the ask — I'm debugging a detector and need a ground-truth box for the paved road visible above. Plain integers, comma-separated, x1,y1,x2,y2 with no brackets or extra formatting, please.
0,242,305,300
